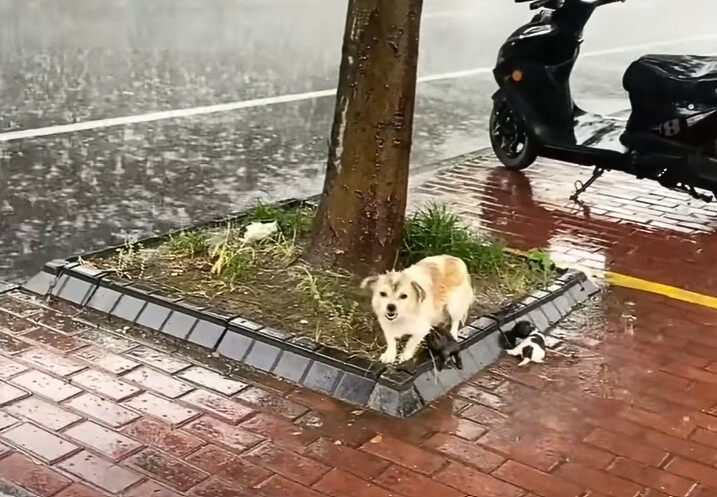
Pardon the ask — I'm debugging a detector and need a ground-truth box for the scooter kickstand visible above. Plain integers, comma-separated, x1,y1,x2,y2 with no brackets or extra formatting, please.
570,167,605,202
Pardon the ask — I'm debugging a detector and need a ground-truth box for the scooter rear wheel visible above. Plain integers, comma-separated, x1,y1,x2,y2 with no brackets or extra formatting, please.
489,97,538,170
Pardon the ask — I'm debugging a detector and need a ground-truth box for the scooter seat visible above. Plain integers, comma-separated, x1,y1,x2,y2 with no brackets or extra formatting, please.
623,54,717,104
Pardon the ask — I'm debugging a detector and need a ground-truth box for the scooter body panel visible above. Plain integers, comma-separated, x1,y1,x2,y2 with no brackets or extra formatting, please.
490,0,717,199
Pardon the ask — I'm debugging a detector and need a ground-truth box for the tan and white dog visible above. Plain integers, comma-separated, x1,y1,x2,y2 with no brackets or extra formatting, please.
361,254,474,364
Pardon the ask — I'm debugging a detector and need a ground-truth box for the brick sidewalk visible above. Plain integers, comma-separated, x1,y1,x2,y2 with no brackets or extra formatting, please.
3,153,717,497
416,153,717,295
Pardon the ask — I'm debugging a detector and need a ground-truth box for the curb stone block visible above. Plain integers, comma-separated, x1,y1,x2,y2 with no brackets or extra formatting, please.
302,361,342,395
86,286,123,313
272,351,312,383
553,293,573,317
135,302,172,331
216,331,254,362
243,340,282,373
21,271,54,296
413,370,445,404
0,281,19,294
187,320,226,349
56,275,96,305
334,371,375,406
19,200,599,418
110,295,146,323
525,308,551,331
228,317,263,332
541,301,562,325
160,311,197,340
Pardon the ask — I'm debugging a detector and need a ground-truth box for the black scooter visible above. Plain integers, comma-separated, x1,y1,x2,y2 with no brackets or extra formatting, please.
489,0,717,201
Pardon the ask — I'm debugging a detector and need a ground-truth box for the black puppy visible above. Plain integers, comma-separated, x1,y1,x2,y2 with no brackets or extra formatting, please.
425,330,463,371
499,320,535,349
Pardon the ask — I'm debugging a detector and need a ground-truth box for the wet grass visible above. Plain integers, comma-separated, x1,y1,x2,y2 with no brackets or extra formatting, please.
90,201,554,360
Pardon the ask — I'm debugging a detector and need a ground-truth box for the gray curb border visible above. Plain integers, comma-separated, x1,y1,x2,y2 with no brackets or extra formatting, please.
18,199,599,417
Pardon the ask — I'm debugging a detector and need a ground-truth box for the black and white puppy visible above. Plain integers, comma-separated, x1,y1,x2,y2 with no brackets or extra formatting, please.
500,320,535,349
501,320,558,366
425,330,463,371
506,330,547,366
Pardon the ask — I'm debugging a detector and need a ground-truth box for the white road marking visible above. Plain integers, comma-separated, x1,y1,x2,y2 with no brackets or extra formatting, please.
1,33,716,143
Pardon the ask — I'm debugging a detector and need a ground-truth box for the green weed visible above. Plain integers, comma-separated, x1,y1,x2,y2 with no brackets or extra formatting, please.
167,230,208,257
403,203,506,274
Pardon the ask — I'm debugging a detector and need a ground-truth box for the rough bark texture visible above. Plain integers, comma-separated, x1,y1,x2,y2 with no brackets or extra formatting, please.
305,0,424,276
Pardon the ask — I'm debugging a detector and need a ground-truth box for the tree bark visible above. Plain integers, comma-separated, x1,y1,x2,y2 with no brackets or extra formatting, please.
305,0,424,276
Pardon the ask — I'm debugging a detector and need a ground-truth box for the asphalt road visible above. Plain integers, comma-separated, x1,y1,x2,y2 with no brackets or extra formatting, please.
1,0,716,282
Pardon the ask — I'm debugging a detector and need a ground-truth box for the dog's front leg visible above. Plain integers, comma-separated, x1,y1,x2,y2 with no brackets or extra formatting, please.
379,337,398,364
398,325,431,363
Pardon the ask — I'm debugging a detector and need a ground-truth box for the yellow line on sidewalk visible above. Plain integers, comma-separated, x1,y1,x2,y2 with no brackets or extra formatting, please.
505,247,717,310
604,271,717,310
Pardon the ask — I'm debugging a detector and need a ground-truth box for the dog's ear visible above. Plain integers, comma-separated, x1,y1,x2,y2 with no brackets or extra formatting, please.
411,281,426,302
360,275,379,290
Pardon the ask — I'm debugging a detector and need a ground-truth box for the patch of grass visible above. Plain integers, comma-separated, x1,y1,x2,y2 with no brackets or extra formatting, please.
167,230,208,257
248,201,314,239
403,203,506,273
91,200,555,360
208,223,255,283
526,248,556,279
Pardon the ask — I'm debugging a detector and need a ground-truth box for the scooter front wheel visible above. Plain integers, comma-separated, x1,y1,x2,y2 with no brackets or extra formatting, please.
489,97,538,170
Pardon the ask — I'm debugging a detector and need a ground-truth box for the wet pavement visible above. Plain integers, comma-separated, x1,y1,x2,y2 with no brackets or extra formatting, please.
4,154,717,495
2,0,717,282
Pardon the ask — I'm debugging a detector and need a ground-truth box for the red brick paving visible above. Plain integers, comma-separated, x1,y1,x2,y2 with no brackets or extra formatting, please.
5,154,717,495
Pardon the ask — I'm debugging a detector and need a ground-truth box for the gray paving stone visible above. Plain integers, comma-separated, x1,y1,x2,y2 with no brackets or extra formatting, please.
333,372,375,406
467,334,502,370
135,302,171,331
581,277,600,296
243,341,281,372
553,293,573,317
217,331,254,362
272,351,311,383
288,336,321,351
86,287,123,313
256,326,292,341
110,294,146,322
21,271,54,296
562,285,580,306
49,273,70,297
413,370,445,405
457,325,480,342
541,301,562,325
57,276,96,305
0,281,15,294
45,259,70,273
398,387,424,417
160,311,197,339
470,316,497,332
228,317,263,331
525,308,551,331
302,361,342,395
367,383,400,416
187,320,226,350
435,363,463,390
72,265,105,278
454,347,482,381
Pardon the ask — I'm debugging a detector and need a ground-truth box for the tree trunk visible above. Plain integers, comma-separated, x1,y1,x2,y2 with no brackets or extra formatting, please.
305,0,423,276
